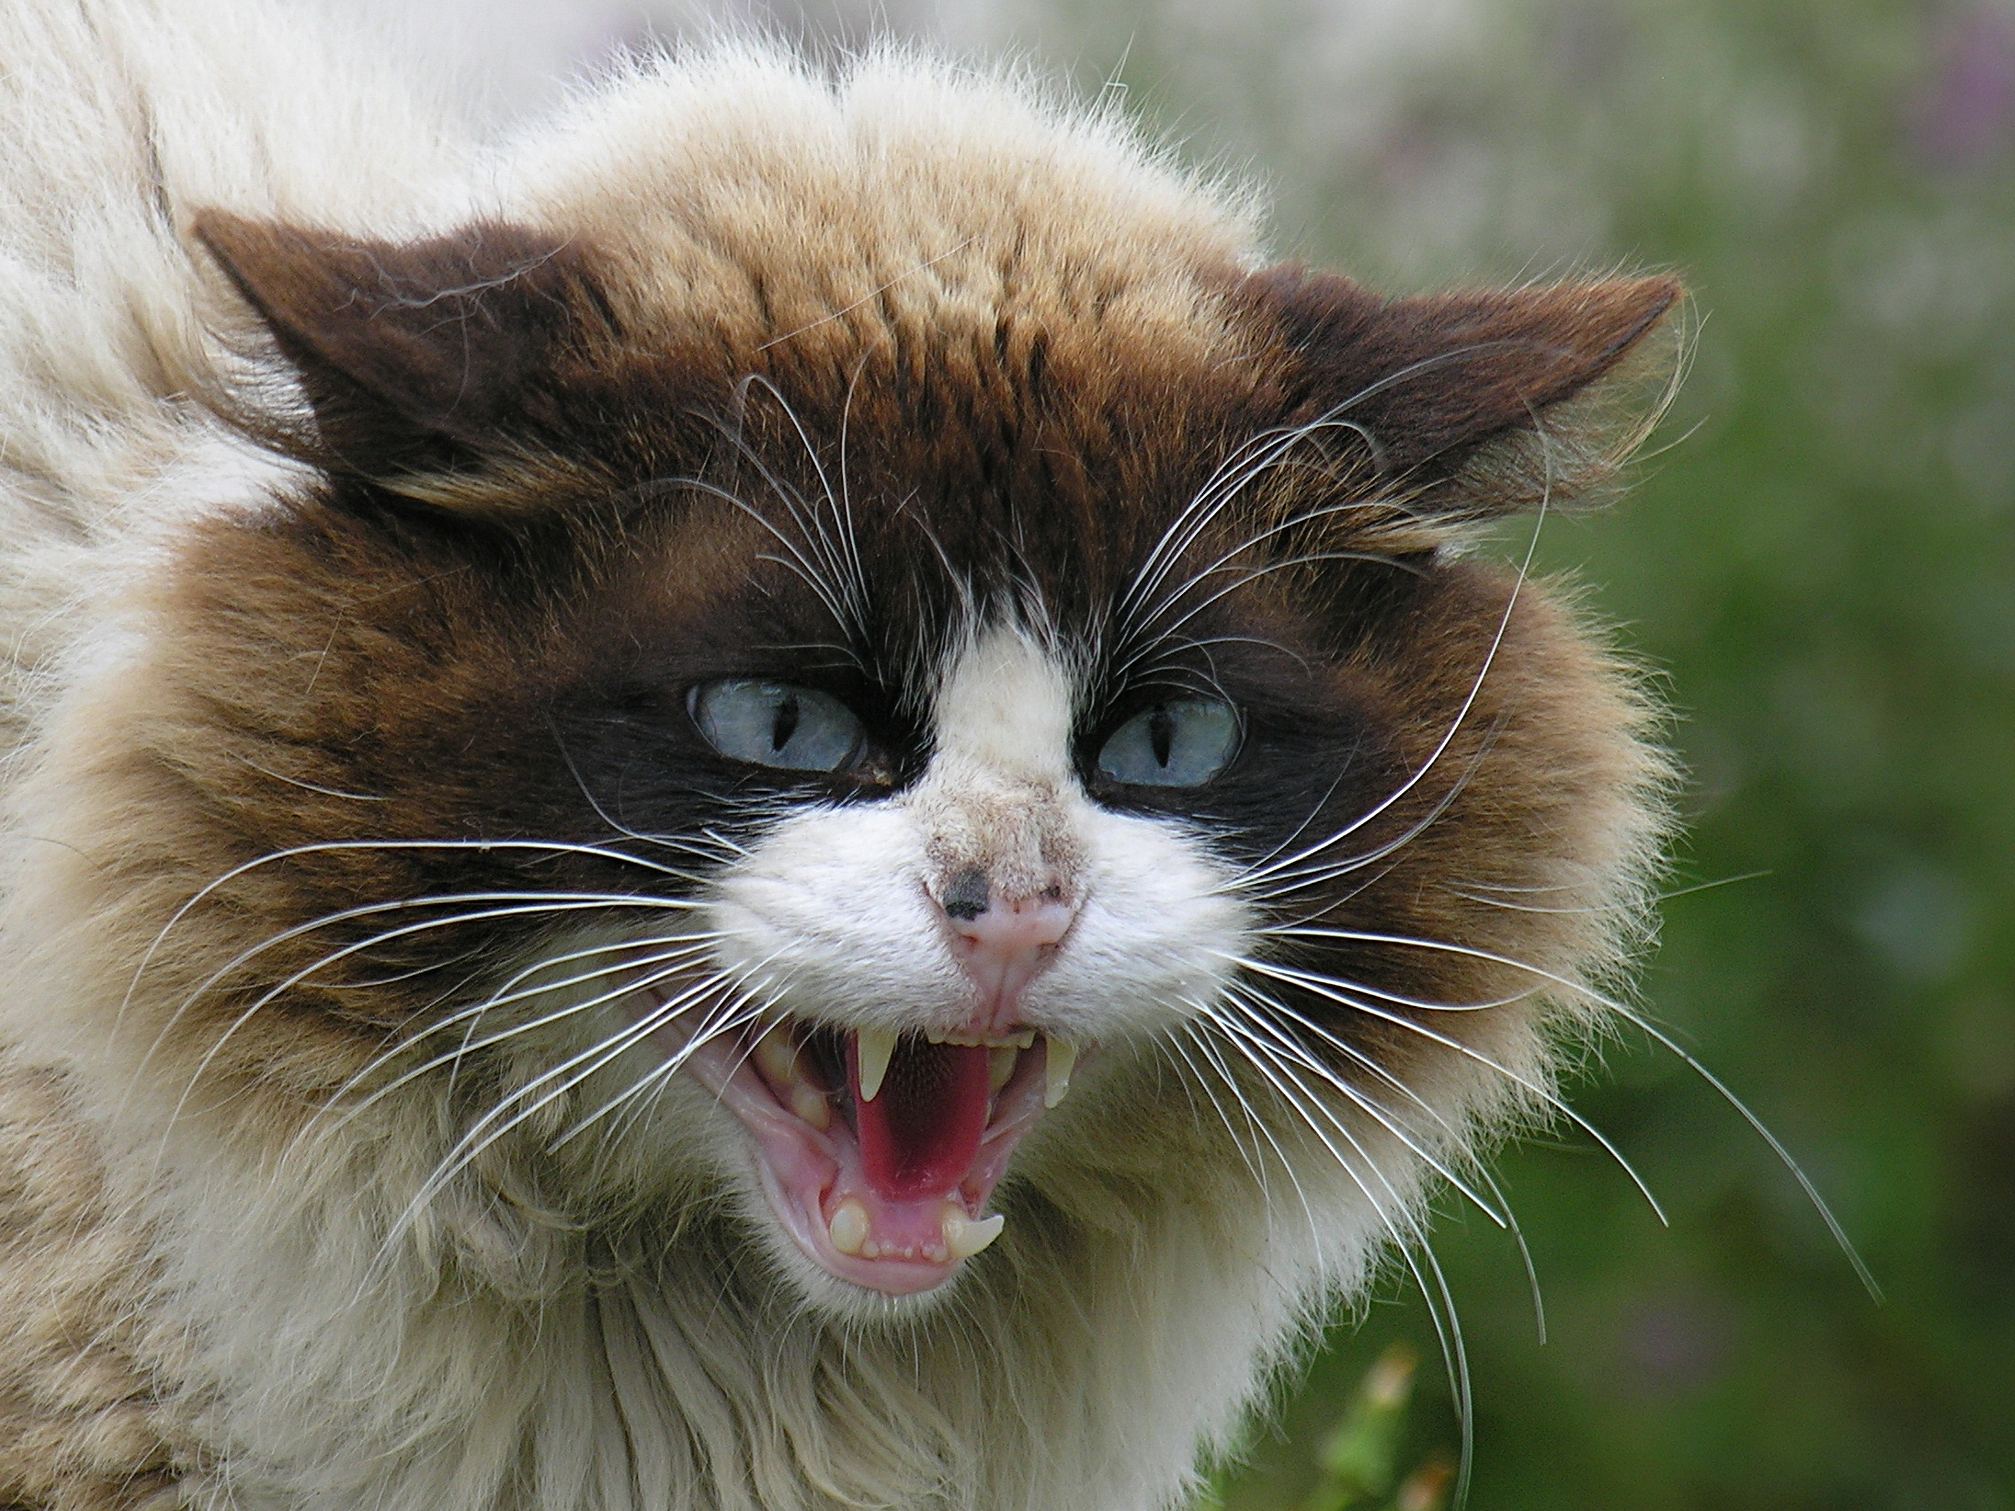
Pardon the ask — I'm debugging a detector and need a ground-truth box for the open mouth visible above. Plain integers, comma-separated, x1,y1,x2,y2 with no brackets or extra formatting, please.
661,1004,1076,1295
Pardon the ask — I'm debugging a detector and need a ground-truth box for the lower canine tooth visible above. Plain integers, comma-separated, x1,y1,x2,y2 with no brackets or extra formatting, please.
828,1199,870,1257
855,1028,897,1102
1043,1035,1076,1109
941,1206,1005,1261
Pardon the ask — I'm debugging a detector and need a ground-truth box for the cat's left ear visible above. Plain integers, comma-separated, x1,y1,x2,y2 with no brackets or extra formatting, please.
193,211,609,494
1246,266,1683,520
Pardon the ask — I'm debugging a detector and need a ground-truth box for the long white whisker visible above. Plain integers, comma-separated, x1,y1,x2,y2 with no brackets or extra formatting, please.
1222,978,1547,1340
740,372,867,628
118,837,697,1036
1269,927,1882,1298
1227,490,1547,895
1193,1012,1475,1487
138,890,701,1106
1227,716,1507,906
376,958,771,1270
1177,1016,1324,1267
1210,991,1507,1229
548,971,783,1153
1235,951,1672,1225
309,938,724,1142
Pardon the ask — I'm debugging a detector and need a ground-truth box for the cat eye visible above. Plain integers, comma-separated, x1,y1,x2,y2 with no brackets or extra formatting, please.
1095,698,1241,788
690,679,865,774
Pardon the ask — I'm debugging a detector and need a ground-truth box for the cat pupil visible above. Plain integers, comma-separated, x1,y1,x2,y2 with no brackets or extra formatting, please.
1148,705,1175,767
770,691,801,754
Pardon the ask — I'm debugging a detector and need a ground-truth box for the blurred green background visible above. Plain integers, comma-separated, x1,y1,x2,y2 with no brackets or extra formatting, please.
448,0,2014,1502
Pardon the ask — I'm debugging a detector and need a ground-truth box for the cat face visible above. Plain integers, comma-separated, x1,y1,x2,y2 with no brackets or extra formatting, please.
77,70,1674,1321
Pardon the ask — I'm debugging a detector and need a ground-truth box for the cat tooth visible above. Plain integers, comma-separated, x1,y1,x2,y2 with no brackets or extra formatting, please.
855,1028,897,1102
941,1206,1005,1261
1043,1036,1076,1109
788,1084,831,1131
828,1199,870,1257
988,1046,1017,1095
753,1026,799,1088
925,1028,1036,1050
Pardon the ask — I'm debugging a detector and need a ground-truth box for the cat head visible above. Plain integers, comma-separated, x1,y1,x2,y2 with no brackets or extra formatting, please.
57,52,1676,1317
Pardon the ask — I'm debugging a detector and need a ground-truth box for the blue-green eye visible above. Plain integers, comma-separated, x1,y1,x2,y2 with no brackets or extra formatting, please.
690,679,864,773
1095,698,1240,788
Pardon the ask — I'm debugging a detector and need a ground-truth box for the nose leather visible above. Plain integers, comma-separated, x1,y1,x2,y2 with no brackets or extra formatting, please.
941,889,1078,1033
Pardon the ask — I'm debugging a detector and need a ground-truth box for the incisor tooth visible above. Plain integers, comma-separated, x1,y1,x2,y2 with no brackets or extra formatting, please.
1043,1035,1076,1109
855,1028,897,1102
941,1206,1006,1260
828,1199,870,1257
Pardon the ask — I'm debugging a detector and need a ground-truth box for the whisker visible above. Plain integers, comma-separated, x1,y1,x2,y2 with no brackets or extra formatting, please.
121,836,692,1030
1222,484,1549,896
1192,1012,1475,1491
548,970,784,1153
1518,978,1877,1298
1233,950,1671,1225
377,956,773,1269
1226,715,1507,907
307,937,725,1142
1177,1016,1325,1267
1221,978,1547,1341
1210,990,1507,1229
136,890,704,1111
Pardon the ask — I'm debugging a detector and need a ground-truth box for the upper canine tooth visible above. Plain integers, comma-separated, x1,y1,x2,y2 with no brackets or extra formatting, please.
1043,1035,1076,1109
856,1028,898,1103
941,1205,1005,1261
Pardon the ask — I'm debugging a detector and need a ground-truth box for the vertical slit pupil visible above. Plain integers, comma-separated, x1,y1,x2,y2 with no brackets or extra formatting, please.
771,692,801,753
1149,705,1174,767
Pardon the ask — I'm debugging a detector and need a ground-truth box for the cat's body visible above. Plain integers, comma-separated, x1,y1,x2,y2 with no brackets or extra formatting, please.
0,3,1675,1507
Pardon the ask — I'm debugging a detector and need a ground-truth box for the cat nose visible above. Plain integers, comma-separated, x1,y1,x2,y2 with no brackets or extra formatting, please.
934,868,1078,1031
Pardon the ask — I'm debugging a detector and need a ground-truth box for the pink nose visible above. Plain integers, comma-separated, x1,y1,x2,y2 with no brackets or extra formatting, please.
938,881,1078,1032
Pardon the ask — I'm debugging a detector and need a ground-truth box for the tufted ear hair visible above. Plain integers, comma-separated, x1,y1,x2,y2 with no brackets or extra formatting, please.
1247,266,1683,521
193,211,610,491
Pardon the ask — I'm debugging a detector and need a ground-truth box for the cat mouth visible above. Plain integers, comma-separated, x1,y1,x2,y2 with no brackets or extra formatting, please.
655,999,1076,1295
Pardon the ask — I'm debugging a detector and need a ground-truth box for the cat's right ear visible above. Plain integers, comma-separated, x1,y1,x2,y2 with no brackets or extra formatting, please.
193,211,612,498
1244,265,1684,525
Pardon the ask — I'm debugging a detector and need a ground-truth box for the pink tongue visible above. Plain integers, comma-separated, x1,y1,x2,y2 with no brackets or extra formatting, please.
848,1036,992,1201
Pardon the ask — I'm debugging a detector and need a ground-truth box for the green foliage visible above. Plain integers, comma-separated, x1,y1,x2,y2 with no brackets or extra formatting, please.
1205,1348,1450,1511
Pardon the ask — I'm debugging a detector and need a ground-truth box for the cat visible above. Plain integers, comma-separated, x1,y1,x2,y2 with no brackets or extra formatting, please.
0,1,1679,1506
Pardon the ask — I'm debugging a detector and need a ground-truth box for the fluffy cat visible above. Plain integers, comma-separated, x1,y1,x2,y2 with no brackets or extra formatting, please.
0,1,1679,1506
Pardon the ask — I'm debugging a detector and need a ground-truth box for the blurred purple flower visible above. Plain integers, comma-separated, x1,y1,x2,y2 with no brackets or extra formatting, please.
1910,7,2015,168
1619,1293,1732,1398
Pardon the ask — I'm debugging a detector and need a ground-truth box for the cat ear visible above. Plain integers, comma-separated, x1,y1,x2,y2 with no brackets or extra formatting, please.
1247,266,1682,520
193,210,600,487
